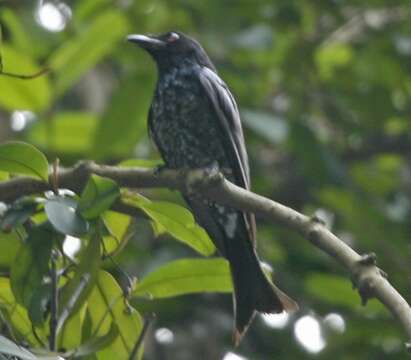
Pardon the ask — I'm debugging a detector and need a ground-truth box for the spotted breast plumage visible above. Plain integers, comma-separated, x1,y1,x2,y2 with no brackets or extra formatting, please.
127,31,298,344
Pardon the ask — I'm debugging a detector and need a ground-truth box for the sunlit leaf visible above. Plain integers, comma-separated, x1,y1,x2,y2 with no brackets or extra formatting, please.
49,11,128,95
58,303,87,350
88,271,143,359
134,258,232,298
28,112,97,155
102,211,131,255
0,46,51,111
315,43,353,80
58,232,101,332
0,142,49,181
0,9,31,54
0,231,20,269
68,323,118,357
78,175,120,219
90,74,153,160
125,194,215,255
0,277,39,345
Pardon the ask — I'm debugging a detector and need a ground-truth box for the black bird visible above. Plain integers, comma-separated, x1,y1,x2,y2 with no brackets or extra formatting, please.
127,31,298,343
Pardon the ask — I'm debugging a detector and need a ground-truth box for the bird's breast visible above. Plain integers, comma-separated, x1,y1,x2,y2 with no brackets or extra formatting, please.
150,70,230,173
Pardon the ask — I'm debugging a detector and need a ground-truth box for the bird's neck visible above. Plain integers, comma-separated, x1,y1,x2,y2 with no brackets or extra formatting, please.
157,57,198,77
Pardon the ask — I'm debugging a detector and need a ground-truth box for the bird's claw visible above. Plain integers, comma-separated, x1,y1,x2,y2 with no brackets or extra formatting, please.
153,164,169,177
358,252,377,266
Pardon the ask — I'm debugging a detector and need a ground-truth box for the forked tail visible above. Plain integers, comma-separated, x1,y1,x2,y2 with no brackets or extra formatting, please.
228,236,298,345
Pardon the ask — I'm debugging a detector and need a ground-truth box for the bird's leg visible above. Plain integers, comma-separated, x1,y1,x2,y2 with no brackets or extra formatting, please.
203,160,220,178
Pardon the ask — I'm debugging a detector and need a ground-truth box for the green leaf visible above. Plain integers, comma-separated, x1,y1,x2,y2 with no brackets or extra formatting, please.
305,273,386,314
49,11,128,95
28,112,97,155
315,43,353,80
0,9,31,54
88,271,143,359
90,74,153,160
58,232,101,332
58,303,86,350
350,154,403,196
78,175,120,219
45,196,89,236
0,231,20,269
0,45,51,111
75,0,112,22
28,283,51,327
101,211,131,255
125,195,215,256
133,258,232,298
0,334,37,360
0,198,38,231
10,226,52,308
0,277,40,345
0,141,49,181
69,323,118,357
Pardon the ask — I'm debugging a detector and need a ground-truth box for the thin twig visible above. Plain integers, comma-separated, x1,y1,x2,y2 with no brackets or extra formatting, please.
129,315,155,360
0,162,411,351
51,158,60,195
0,67,50,80
49,250,58,351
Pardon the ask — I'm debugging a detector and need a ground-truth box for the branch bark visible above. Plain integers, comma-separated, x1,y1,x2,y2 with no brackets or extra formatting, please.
1,161,411,351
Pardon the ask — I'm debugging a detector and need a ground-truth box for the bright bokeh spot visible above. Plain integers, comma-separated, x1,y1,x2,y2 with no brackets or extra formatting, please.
36,1,71,32
222,352,247,360
63,235,81,258
324,313,346,333
294,315,326,353
155,327,174,344
261,312,289,329
10,110,36,132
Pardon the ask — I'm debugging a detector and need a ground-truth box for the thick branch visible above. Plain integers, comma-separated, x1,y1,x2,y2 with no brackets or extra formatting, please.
1,161,411,350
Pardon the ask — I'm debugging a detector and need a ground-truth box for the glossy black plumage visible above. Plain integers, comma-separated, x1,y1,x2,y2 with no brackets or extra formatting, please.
128,31,298,343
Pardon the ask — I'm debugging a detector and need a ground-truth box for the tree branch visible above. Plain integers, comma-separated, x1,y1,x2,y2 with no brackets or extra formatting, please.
1,161,410,351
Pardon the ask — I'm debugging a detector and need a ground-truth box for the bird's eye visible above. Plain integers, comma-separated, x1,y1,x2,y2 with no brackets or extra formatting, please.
166,32,180,43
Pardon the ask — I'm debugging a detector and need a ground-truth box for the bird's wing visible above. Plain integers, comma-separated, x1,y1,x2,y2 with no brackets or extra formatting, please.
197,66,257,243
147,102,166,159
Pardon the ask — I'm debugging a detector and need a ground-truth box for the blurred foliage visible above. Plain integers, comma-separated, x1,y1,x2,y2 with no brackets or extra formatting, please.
0,0,410,359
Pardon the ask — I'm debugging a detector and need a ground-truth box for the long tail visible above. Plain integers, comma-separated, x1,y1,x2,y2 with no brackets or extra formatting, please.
228,231,298,345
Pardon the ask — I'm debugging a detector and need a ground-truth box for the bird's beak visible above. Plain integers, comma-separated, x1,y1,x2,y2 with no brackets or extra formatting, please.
127,34,165,50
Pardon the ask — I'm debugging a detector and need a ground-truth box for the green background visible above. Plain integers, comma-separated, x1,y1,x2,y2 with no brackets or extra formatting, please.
0,0,410,359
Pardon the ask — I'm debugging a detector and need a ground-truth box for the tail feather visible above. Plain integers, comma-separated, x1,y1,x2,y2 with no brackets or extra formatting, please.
229,240,298,345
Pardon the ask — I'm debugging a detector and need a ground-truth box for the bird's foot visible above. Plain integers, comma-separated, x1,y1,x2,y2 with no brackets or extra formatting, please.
203,161,220,178
184,162,223,197
153,163,170,177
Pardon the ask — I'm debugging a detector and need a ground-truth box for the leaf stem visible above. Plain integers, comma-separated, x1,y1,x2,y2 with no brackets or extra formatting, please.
49,250,59,351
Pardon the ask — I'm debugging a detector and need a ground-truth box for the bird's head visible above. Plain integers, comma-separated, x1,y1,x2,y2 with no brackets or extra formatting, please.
127,31,215,73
